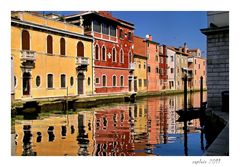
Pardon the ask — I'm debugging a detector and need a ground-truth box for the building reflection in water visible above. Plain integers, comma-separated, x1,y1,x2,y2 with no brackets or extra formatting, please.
14,92,207,156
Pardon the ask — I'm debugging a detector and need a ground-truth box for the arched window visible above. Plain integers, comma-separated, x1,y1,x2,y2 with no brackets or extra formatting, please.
120,76,124,87
112,48,116,62
95,45,99,60
129,52,132,63
77,41,84,57
102,46,106,61
61,74,66,88
22,30,30,50
120,49,124,63
60,38,65,55
47,35,53,54
102,75,106,87
70,76,74,86
88,77,91,86
112,75,116,87
47,74,53,88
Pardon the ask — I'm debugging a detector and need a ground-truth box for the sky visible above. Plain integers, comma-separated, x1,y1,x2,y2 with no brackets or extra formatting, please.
45,11,207,56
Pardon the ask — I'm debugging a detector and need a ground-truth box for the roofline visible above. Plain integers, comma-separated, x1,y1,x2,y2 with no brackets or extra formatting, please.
11,18,94,41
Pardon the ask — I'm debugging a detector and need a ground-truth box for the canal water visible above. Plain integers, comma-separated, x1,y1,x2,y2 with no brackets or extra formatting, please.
13,92,207,156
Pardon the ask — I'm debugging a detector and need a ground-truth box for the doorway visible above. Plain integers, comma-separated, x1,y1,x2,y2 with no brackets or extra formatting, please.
23,72,31,95
77,73,84,95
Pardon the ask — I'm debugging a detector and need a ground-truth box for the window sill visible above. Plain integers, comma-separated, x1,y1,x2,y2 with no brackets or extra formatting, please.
47,88,55,90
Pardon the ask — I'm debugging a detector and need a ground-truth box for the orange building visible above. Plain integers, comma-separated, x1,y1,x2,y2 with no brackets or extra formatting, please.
145,35,161,92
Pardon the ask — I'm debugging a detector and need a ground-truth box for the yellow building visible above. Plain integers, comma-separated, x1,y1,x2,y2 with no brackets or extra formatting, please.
11,12,94,100
133,36,147,92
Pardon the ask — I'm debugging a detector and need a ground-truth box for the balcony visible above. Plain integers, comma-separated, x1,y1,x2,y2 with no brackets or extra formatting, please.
76,57,89,70
188,58,193,63
20,50,36,69
21,50,36,62
129,63,135,71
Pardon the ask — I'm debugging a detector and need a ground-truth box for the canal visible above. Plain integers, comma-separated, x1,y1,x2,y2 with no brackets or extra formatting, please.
12,92,207,156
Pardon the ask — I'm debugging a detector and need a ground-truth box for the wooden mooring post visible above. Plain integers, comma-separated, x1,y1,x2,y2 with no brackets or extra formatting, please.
200,76,203,109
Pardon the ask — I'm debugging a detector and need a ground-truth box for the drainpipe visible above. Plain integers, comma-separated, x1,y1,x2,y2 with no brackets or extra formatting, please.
92,38,95,95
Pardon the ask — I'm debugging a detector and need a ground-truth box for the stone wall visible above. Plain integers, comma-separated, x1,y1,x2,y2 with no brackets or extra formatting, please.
206,30,229,111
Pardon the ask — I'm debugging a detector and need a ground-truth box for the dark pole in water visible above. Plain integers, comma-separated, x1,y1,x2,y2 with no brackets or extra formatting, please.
200,76,203,109
183,74,188,156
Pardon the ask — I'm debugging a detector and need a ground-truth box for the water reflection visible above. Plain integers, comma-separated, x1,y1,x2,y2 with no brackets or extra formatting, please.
14,92,207,156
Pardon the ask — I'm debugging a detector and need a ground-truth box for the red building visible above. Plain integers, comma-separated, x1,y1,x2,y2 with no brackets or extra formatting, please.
65,11,135,94
159,45,168,90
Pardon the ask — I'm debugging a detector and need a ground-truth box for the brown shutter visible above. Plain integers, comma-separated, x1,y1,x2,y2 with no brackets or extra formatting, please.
47,35,53,54
60,38,65,55
77,41,84,57
22,30,30,50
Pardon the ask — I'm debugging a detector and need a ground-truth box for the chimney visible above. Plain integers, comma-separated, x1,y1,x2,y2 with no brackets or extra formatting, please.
183,42,188,53
146,34,152,41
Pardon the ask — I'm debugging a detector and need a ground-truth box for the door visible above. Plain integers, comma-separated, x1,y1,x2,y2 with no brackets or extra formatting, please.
128,79,132,92
78,73,84,95
23,72,31,95
134,77,137,92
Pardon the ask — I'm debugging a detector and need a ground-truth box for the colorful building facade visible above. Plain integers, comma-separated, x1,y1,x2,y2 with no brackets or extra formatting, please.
65,11,135,94
11,11,94,100
166,47,176,90
133,36,147,92
159,45,168,90
145,35,161,92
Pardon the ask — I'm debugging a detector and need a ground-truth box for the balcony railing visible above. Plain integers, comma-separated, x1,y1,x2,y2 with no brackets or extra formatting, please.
76,57,89,66
21,50,36,61
129,63,135,70
188,58,193,63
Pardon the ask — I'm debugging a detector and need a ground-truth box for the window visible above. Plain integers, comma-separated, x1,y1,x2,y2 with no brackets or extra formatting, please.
195,70,196,75
155,55,158,62
22,30,30,50
120,76,124,87
77,41,84,57
102,23,109,35
148,66,151,73
156,67,159,73
95,45,99,60
112,48,116,62
138,79,142,87
102,75,106,87
195,59,196,64
88,77,91,86
102,46,106,61
144,79,147,87
70,76,74,86
129,52,132,63
203,61,205,66
47,35,53,54
139,63,141,69
144,62,146,69
47,74,53,88
171,56,174,62
119,29,124,39
60,38,65,55
14,76,17,87
61,74,66,88
199,64,200,69
128,32,132,41
120,49,124,63
36,76,41,87
171,68,174,73
96,77,100,84
112,76,116,87
93,20,101,33
110,25,116,36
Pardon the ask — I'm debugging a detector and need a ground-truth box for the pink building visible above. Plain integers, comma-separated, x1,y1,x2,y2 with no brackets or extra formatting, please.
188,49,207,90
